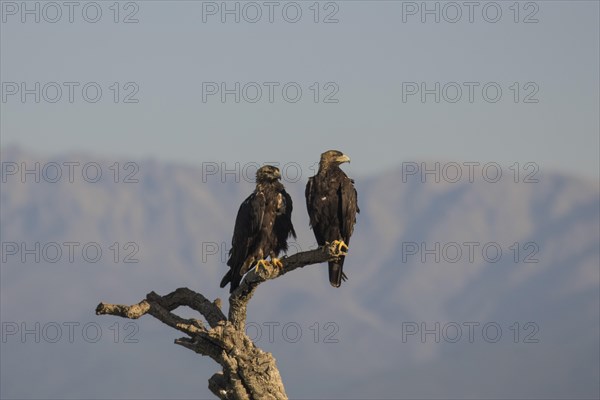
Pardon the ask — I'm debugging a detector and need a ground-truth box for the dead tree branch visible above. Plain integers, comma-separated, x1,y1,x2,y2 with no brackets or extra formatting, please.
95,244,343,400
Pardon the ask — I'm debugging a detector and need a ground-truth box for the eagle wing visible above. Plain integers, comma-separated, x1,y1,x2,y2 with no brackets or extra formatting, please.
325,173,358,287
305,176,327,245
305,176,315,226
220,191,265,290
339,176,359,245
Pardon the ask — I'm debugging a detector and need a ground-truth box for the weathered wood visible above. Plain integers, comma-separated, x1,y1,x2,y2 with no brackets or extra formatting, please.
95,244,343,400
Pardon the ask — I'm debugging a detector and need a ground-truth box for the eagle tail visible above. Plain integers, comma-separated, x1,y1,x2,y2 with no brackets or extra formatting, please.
328,258,345,288
221,270,242,293
219,270,231,289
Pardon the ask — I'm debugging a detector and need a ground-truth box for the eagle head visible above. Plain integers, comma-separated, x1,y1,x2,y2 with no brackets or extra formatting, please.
256,165,281,183
320,150,351,168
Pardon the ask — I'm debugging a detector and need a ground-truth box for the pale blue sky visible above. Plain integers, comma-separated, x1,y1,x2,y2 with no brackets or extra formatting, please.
1,0,598,178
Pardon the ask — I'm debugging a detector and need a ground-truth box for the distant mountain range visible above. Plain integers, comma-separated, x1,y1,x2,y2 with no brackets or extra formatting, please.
1,145,598,399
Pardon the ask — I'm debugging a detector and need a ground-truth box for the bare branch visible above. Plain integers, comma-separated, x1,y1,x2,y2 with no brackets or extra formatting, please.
150,287,226,328
96,288,225,326
96,289,225,360
95,299,151,319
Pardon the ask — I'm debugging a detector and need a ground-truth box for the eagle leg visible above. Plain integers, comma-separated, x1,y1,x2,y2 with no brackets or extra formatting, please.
331,240,349,256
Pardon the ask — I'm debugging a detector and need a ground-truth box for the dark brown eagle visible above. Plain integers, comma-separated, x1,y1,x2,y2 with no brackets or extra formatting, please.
305,150,359,287
220,165,296,293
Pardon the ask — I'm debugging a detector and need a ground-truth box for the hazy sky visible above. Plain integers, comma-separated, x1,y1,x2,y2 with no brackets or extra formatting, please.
1,0,599,178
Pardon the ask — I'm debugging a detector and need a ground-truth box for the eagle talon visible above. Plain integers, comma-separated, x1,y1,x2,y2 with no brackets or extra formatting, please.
254,259,271,274
271,257,284,271
331,240,349,256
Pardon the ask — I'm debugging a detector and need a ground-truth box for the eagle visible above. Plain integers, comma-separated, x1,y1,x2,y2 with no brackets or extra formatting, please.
220,165,296,293
305,150,359,287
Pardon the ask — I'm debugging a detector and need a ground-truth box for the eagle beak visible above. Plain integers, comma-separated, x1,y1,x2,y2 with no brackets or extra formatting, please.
336,154,351,164
275,169,282,179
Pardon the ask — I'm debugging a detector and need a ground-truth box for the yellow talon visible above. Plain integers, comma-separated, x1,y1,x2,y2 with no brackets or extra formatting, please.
255,259,271,273
271,257,283,270
332,240,348,256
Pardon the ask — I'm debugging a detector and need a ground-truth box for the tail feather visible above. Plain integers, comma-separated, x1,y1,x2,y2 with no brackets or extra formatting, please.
220,270,232,289
328,258,345,288
220,270,241,293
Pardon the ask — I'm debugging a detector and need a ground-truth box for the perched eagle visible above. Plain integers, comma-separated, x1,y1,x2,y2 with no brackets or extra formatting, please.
220,165,296,293
305,150,359,287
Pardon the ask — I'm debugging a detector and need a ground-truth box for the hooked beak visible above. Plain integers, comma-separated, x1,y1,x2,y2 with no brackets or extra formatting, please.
336,154,351,164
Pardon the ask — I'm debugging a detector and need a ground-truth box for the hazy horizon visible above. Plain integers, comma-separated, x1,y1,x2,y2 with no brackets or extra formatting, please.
2,141,599,183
